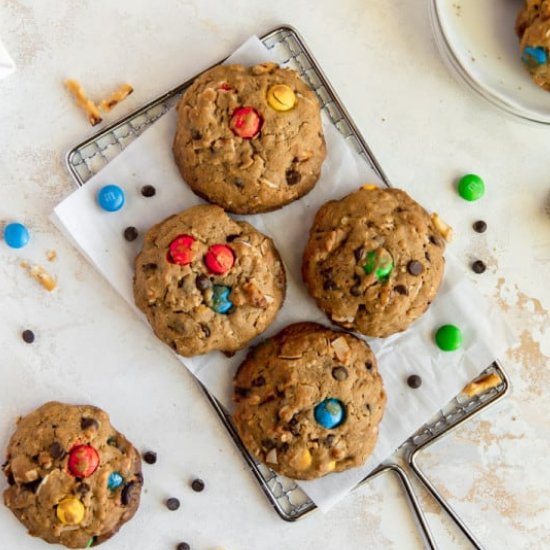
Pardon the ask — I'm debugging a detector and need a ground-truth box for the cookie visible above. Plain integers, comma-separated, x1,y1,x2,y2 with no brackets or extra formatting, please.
133,204,286,356
232,322,386,480
302,187,446,338
172,63,327,214
2,402,142,549
516,1,550,91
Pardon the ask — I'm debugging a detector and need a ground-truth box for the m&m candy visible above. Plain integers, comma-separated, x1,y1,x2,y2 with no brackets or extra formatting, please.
435,324,463,351
210,285,233,314
68,444,99,478
266,84,296,111
457,174,485,202
107,471,124,490
522,46,548,67
204,244,234,274
230,107,262,139
168,234,196,265
56,497,85,525
3,222,30,249
314,398,346,429
363,250,393,282
97,184,125,212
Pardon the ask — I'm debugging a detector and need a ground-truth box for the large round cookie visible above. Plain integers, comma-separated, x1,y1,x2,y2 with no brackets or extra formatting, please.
133,204,286,356
2,402,142,549
232,322,386,480
516,1,550,91
173,63,327,214
302,186,446,338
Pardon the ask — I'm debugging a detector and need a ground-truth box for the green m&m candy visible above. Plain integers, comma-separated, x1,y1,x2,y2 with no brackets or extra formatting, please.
435,324,463,351
363,250,393,282
457,174,485,201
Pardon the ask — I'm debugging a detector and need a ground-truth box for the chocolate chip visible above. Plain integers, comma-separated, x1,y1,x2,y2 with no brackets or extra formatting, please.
473,220,487,233
7,473,15,486
323,279,337,291
121,482,137,506
429,235,440,246
233,178,244,188
261,439,277,450
323,434,335,447
279,442,290,453
350,283,362,296
234,387,251,397
226,234,240,242
200,324,210,337
332,366,348,381
76,482,90,496
472,260,486,274
407,260,423,276
176,543,191,550
123,226,138,242
252,376,265,387
21,329,35,344
353,246,364,262
285,169,301,185
143,263,157,270
135,472,144,484
23,478,42,493
407,374,422,389
141,185,156,197
191,478,205,492
143,451,157,464
394,284,408,295
191,129,202,140
288,417,300,436
195,274,211,291
165,497,180,511
49,441,65,459
81,417,98,430
365,361,373,370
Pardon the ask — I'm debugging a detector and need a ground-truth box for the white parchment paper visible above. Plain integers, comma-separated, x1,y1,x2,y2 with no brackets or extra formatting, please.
53,37,515,511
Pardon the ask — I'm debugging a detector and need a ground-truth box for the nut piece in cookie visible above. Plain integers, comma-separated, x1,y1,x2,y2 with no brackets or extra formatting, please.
232,322,386,480
302,187,446,338
133,204,286,356
172,63,327,214
2,401,142,549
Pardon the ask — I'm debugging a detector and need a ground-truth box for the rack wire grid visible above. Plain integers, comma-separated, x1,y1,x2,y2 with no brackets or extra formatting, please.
66,25,510,549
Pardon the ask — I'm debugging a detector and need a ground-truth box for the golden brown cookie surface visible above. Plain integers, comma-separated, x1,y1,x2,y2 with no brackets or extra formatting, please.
232,323,386,480
2,402,142,549
173,63,326,214
302,187,445,338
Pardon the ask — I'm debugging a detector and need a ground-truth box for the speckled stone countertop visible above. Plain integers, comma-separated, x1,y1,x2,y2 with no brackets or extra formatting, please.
0,1,549,549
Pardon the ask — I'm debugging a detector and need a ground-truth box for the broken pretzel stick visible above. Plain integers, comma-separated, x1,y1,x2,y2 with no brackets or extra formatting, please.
98,83,134,113
462,372,501,397
65,79,102,126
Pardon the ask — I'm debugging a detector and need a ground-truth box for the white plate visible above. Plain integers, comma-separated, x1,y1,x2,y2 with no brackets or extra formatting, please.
430,0,550,124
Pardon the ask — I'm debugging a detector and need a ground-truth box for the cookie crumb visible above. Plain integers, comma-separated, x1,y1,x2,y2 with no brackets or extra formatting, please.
46,250,57,262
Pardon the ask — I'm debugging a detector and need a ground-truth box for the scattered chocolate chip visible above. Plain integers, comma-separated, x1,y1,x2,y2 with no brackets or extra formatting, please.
365,361,373,370
394,284,408,295
407,260,424,276
285,169,301,185
200,324,211,337
226,234,240,242
353,246,364,262
23,478,42,493
123,226,138,242
472,260,486,274
332,366,348,381
121,481,137,506
472,220,487,233
191,129,202,140
234,387,251,398
350,283,362,296
141,185,156,197
176,544,190,550
252,376,265,387
407,374,422,389
49,442,65,459
81,417,99,430
166,497,180,511
191,478,205,492
195,274,211,291
21,329,35,344
143,451,157,464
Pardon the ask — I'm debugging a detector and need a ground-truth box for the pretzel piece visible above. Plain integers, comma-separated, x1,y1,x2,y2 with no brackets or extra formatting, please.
65,79,102,126
98,83,134,112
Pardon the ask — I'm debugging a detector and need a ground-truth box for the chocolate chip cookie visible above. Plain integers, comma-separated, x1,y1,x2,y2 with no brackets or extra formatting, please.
133,204,286,356
302,186,446,338
173,63,327,214
232,322,386,480
2,402,142,549
516,1,550,90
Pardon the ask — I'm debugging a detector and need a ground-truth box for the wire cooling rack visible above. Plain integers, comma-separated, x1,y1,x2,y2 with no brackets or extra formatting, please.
66,25,510,549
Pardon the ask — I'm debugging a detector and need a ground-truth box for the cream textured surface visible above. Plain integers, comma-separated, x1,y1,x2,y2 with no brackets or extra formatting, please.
0,1,549,549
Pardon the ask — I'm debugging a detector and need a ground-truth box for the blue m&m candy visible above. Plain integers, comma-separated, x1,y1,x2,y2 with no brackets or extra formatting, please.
522,46,548,67
97,184,125,212
314,398,345,429
107,471,124,491
210,285,233,314
3,222,30,249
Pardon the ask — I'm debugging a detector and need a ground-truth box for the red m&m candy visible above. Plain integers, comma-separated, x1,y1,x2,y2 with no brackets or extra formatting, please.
168,234,196,265
204,244,235,274
68,445,99,478
230,107,262,139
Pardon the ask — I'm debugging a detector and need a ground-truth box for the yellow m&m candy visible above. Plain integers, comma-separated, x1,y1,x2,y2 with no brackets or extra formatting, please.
56,497,85,525
266,84,296,112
